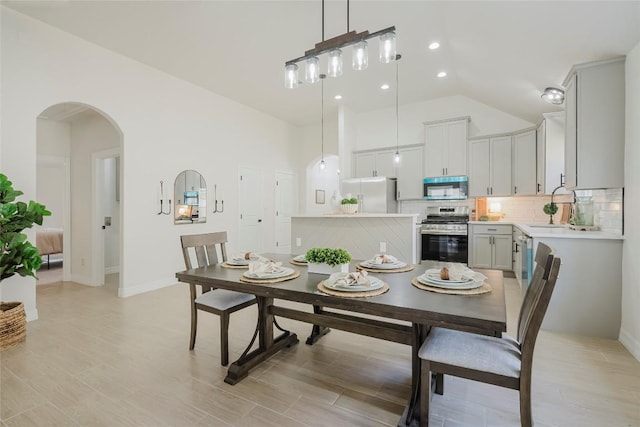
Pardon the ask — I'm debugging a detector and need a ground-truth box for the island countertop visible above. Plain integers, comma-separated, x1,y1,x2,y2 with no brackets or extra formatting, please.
293,213,419,219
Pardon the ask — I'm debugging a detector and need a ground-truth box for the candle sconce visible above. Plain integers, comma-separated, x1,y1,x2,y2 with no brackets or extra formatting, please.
157,180,172,215
213,184,224,214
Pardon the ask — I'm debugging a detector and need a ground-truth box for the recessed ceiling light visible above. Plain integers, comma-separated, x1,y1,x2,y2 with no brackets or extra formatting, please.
429,42,440,50
381,83,390,90
437,71,447,78
334,94,343,100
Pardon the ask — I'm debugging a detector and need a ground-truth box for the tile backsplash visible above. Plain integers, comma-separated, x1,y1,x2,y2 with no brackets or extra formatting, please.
399,188,623,235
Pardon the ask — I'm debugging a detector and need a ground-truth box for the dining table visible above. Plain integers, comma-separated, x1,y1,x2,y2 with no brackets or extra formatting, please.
175,253,506,427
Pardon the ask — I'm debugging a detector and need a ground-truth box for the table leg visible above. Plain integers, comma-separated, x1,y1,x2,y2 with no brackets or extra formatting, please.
398,323,429,426
305,305,331,345
224,296,299,385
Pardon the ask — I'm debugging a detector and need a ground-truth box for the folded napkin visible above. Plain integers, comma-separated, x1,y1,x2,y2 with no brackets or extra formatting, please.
328,271,370,287
433,263,487,282
232,252,269,262
372,253,398,265
247,261,283,277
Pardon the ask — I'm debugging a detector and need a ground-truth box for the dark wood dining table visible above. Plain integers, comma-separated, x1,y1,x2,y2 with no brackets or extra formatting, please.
176,254,506,427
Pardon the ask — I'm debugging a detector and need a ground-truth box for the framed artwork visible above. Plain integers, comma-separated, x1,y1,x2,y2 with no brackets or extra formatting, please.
315,189,325,204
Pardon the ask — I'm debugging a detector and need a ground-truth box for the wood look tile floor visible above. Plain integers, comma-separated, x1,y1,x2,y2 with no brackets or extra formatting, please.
2,274,639,426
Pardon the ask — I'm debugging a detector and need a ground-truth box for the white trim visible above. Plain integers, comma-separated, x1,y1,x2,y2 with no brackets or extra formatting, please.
105,266,120,274
117,278,176,298
25,308,39,322
619,328,640,362
68,274,97,286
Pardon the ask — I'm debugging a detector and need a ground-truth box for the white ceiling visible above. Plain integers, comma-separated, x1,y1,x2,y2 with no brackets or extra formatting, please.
5,1,640,126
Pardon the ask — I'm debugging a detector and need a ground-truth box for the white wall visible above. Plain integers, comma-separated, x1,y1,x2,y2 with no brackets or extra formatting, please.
354,94,535,152
620,40,640,361
0,8,299,316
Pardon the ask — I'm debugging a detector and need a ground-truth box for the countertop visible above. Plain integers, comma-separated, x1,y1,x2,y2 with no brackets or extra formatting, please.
293,213,419,219
468,220,624,240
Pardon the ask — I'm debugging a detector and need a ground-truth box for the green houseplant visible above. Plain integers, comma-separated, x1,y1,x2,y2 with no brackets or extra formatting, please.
0,174,50,350
305,247,352,275
340,197,359,214
543,202,558,225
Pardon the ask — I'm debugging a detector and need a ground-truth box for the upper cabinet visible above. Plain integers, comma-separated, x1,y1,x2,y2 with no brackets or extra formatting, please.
511,129,537,196
536,112,566,195
353,149,397,178
424,117,469,178
563,57,625,189
396,145,424,200
469,135,512,197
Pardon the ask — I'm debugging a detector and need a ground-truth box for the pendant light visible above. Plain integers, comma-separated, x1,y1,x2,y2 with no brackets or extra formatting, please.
328,49,343,77
379,31,397,64
320,74,326,170
305,57,320,83
352,40,368,70
284,63,299,89
394,54,401,164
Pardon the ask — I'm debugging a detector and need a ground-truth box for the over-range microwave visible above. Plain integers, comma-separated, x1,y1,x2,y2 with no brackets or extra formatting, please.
423,176,469,200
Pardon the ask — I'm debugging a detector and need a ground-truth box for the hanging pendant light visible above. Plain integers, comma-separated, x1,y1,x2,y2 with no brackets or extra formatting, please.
305,57,320,84
394,54,401,164
284,63,299,89
328,49,343,77
320,74,326,170
352,40,368,70
379,31,397,64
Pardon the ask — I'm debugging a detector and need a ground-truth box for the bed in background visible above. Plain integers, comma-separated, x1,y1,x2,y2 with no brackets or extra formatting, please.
36,228,63,269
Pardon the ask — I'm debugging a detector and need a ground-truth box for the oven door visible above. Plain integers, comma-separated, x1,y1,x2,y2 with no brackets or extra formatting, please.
421,232,468,263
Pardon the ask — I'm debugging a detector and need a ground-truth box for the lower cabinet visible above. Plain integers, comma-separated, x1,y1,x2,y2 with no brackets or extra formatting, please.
469,224,512,270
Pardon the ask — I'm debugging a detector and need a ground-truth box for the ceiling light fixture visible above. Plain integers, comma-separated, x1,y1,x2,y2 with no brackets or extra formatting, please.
437,71,447,78
285,0,396,88
394,54,402,164
541,87,565,105
381,83,390,90
334,94,343,100
320,74,326,171
428,41,440,50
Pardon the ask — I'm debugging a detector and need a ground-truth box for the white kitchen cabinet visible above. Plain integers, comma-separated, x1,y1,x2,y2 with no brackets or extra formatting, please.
469,136,511,197
353,149,396,178
512,129,537,196
536,112,567,195
396,145,424,200
424,117,469,177
469,224,512,270
563,57,625,189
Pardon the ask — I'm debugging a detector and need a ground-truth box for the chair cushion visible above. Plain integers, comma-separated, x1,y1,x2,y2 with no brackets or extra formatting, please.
419,327,521,379
195,289,255,311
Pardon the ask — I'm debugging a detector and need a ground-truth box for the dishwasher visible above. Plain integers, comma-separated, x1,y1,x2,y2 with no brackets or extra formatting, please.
517,233,533,288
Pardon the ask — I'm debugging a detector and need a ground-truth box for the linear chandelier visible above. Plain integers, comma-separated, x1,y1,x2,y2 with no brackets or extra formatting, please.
285,0,396,89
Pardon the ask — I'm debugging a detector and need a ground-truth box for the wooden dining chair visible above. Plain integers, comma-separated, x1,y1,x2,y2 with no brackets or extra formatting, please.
418,243,560,427
180,232,256,366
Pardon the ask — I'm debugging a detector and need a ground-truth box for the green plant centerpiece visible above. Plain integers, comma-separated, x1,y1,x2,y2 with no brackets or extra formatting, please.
340,197,358,205
1,174,51,282
305,247,352,275
543,202,558,225
340,197,359,214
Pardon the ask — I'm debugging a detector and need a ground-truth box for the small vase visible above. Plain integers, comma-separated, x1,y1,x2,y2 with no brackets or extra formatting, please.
341,204,358,214
307,262,350,275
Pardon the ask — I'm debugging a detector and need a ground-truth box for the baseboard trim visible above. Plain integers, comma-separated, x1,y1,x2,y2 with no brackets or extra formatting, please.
105,266,120,274
26,307,39,322
619,328,640,362
118,277,176,298
68,274,97,286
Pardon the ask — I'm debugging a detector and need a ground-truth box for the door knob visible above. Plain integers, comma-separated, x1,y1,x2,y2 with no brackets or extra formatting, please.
258,219,262,223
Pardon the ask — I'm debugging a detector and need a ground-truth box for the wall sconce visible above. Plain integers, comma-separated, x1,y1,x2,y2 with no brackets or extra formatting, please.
157,180,171,215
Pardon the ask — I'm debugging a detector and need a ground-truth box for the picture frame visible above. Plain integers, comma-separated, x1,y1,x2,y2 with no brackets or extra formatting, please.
315,189,325,204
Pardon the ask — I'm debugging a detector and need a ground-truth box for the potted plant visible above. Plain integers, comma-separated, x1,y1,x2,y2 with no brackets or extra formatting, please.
543,202,558,224
305,247,352,275
0,174,51,350
340,197,359,214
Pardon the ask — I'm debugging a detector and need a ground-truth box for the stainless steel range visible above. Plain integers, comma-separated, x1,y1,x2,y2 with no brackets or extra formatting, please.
421,206,469,263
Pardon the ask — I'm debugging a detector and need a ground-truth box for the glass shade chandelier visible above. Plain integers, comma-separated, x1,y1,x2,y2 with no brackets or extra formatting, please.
284,0,396,88
541,87,565,105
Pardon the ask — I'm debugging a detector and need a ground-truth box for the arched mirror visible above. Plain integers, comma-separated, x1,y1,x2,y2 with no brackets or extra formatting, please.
174,170,207,224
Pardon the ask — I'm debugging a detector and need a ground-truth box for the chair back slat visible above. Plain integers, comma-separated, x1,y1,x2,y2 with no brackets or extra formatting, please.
517,242,553,342
520,256,561,366
180,232,229,269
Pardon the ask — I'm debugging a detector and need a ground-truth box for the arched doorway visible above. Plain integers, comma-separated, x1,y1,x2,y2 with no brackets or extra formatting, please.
36,102,123,293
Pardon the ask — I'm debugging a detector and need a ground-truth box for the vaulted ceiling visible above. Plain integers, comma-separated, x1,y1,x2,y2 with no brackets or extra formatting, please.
5,1,640,126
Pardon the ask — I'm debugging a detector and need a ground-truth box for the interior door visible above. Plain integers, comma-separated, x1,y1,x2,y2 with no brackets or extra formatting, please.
238,167,264,252
275,171,297,254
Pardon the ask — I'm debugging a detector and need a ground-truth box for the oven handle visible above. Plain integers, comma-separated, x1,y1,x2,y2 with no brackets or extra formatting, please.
421,230,468,236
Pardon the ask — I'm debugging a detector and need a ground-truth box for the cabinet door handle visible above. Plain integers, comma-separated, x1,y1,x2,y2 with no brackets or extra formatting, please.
560,173,565,186
487,228,497,231
443,168,445,176
514,186,517,194
537,183,541,193
487,187,490,195
445,167,448,175
490,187,493,195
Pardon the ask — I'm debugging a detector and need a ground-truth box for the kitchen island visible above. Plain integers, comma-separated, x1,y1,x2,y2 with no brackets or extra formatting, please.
291,214,419,264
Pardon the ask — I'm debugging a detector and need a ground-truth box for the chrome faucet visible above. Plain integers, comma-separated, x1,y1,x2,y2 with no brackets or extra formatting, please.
548,184,564,224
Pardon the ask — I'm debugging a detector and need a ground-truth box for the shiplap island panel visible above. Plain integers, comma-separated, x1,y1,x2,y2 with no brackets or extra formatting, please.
291,214,419,264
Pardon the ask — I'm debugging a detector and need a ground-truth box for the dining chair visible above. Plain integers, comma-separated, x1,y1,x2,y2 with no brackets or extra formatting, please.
418,243,560,427
180,232,257,366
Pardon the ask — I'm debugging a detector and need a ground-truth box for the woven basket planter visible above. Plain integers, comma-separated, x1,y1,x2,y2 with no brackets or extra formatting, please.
0,302,26,351
341,204,358,214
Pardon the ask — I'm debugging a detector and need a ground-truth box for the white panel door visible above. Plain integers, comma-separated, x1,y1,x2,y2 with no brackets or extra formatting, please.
238,167,263,253
375,150,397,178
512,130,537,196
424,124,446,177
490,136,512,196
275,171,297,254
446,120,468,176
354,152,375,178
397,146,424,200
469,139,490,197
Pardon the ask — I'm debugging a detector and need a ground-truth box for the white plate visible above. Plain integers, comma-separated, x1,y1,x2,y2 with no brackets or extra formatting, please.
423,269,475,284
417,274,484,290
293,255,307,263
243,267,294,279
323,276,385,292
228,256,262,266
360,260,407,269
